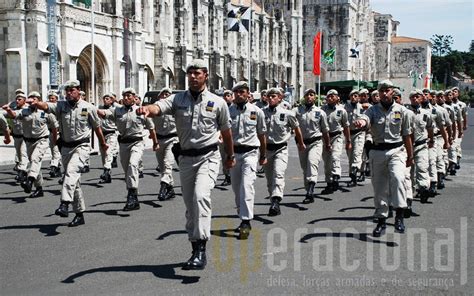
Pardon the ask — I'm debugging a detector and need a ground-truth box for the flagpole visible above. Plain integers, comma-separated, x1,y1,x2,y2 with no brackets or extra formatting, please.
334,46,337,81
91,0,95,105
248,0,253,91
317,31,321,107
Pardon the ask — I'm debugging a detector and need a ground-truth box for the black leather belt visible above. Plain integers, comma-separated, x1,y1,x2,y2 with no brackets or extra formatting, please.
329,131,342,138
61,138,90,148
118,136,143,144
234,145,258,154
156,132,178,140
414,139,427,147
180,144,218,157
12,133,22,139
102,130,116,136
303,136,322,145
266,142,287,151
23,135,48,143
350,128,364,135
372,141,403,150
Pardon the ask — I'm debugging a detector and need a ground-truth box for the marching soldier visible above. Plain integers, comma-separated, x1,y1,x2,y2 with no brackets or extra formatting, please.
345,89,366,186
359,89,372,179
3,92,58,198
435,91,453,189
451,87,467,170
321,89,351,194
152,87,178,201
422,89,449,196
294,88,330,204
228,81,267,239
98,88,158,211
97,93,119,184
46,91,62,177
443,90,461,175
8,92,29,182
354,80,413,237
33,80,108,227
370,90,380,105
256,90,269,109
219,89,234,186
407,90,435,204
0,112,12,144
263,88,305,216
139,60,234,270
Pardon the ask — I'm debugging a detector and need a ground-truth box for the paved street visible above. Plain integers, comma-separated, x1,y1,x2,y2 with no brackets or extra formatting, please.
1,111,472,295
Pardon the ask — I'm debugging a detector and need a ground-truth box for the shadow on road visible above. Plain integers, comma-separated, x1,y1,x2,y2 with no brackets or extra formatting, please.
62,264,200,284
157,230,187,240
338,206,375,212
299,232,399,247
0,223,63,236
307,215,374,224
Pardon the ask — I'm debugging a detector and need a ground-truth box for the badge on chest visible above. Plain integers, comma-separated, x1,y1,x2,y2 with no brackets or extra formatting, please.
393,111,401,120
279,113,285,121
206,101,215,112
250,111,257,120
81,108,88,117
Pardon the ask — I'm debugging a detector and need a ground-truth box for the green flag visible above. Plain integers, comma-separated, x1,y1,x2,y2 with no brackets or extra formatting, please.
323,48,336,64
73,0,92,7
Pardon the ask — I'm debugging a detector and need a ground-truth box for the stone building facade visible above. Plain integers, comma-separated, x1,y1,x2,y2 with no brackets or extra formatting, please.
0,0,305,106
303,0,432,97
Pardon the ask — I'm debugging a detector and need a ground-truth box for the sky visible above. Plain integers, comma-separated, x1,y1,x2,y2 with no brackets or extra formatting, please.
371,0,473,51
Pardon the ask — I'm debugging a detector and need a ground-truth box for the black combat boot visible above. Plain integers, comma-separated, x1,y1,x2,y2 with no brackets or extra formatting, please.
182,240,207,270
166,184,175,200
68,212,85,227
58,173,65,185
321,182,334,195
302,182,316,204
99,168,112,184
448,162,456,176
123,189,140,211
349,167,358,187
139,170,144,178
394,208,406,233
455,156,461,170
238,220,252,240
221,174,231,186
16,170,27,183
428,182,437,197
157,182,169,201
332,175,340,191
372,218,387,237
29,186,44,198
437,172,445,189
55,201,70,217
268,196,282,216
419,187,429,203
111,156,118,168
388,206,394,218
404,199,412,218
21,176,34,194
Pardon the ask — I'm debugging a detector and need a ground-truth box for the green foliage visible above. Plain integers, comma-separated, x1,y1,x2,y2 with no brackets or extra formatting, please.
431,34,453,56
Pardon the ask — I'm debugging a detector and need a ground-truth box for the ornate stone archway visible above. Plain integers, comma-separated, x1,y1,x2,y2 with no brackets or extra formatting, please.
77,45,109,105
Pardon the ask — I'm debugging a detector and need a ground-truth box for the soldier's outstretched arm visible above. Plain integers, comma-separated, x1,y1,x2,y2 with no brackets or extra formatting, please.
221,128,235,170
94,127,109,151
403,135,414,167
137,104,161,117
257,133,267,165
34,101,49,111
293,127,306,151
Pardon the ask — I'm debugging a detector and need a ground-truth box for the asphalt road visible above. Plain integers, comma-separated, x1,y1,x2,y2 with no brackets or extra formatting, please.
1,110,473,295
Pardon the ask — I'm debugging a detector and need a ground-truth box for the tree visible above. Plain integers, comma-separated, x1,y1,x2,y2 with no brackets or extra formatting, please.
470,40,474,53
431,34,453,56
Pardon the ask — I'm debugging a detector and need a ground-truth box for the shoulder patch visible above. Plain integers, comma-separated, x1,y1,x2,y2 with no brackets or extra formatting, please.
315,111,320,117
40,112,45,118
336,110,341,116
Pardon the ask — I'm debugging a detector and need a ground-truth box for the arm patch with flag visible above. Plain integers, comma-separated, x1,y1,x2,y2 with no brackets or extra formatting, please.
227,4,250,32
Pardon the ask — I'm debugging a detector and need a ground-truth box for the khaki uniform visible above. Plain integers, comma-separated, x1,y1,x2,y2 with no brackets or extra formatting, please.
436,105,452,175
0,112,8,131
99,105,118,170
9,105,28,171
49,132,61,168
423,104,445,182
156,89,231,241
46,100,101,213
363,103,412,218
294,104,329,188
345,102,366,171
442,103,458,164
229,102,266,220
321,104,349,182
263,105,299,198
14,108,57,188
104,104,154,190
407,106,434,192
153,110,178,186
452,101,465,160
